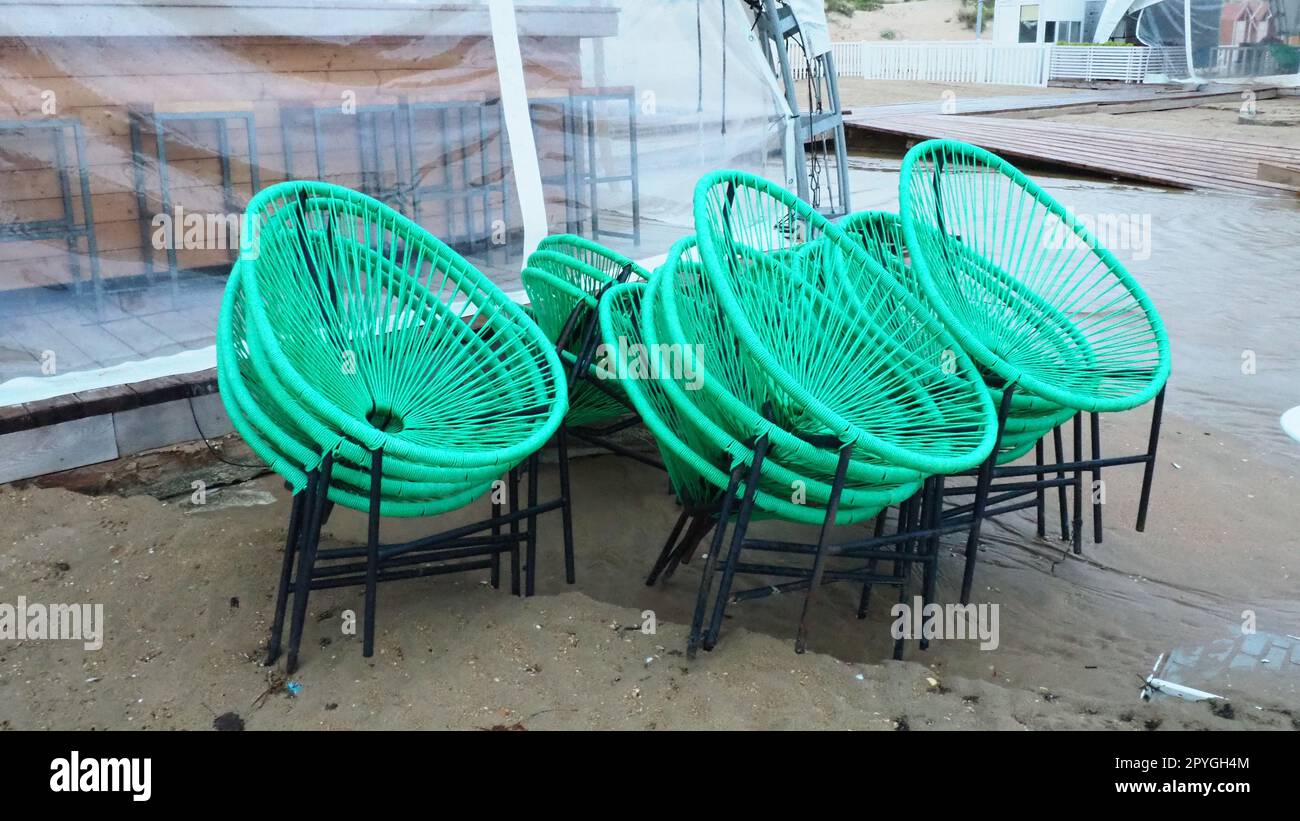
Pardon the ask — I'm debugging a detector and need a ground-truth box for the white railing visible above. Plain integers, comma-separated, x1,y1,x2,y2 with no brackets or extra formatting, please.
1050,45,1152,82
793,42,1052,87
795,41,1169,86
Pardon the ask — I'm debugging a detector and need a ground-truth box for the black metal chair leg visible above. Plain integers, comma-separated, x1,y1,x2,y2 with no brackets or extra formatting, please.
1034,438,1046,539
919,476,942,651
1136,386,1165,532
286,454,333,674
962,386,1014,605
265,488,308,665
524,451,540,596
362,448,383,658
646,510,690,586
687,465,744,660
794,444,852,654
703,437,769,651
1072,412,1083,555
556,426,576,584
1052,424,1070,541
1090,411,1103,544
660,515,714,581
892,492,920,661
490,475,502,590
857,513,887,618
508,466,521,596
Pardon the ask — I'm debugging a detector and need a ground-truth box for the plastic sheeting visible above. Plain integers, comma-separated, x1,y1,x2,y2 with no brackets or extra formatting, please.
0,0,789,402
1132,0,1300,80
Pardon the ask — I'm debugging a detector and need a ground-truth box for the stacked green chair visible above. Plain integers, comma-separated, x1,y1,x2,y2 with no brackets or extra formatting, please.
597,170,1001,658
600,268,925,659
840,210,1077,549
521,236,656,463
217,180,571,672
898,140,1171,598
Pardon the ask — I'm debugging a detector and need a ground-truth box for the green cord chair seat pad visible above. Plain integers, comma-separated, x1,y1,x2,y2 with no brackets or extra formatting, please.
520,262,629,428
654,238,926,488
644,256,920,513
237,180,567,470
223,260,515,486
215,267,504,514
840,209,1099,421
600,281,916,527
899,139,1170,414
838,210,1077,467
218,269,503,517
691,171,997,476
534,234,651,287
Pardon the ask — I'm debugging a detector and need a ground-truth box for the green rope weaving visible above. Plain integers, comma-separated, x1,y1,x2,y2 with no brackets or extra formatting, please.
646,238,919,522
217,263,500,518
840,210,1075,463
899,140,1171,415
599,278,909,526
521,250,635,427
691,170,997,476
235,181,568,473
535,233,650,286
654,236,924,489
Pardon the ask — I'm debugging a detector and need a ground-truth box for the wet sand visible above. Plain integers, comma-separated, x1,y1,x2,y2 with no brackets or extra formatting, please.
0,401,1297,730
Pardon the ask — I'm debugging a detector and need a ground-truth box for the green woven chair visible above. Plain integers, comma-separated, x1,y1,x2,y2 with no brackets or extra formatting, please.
840,210,1076,465
691,170,998,476
600,275,922,657
654,237,924,496
521,238,655,467
220,180,571,672
218,263,498,517
899,141,1169,414
536,233,650,285
840,208,1084,579
522,252,633,428
899,139,1171,567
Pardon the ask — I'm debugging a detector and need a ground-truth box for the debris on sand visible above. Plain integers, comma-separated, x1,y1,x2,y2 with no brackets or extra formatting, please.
213,712,245,731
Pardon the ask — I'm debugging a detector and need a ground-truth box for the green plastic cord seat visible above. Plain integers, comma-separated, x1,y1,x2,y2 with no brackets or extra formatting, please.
899,140,1170,416
599,279,912,527
690,170,998,477
840,209,1075,463
521,250,637,427
646,245,919,519
522,236,650,428
535,233,650,286
654,236,925,494
218,264,500,518
217,181,568,516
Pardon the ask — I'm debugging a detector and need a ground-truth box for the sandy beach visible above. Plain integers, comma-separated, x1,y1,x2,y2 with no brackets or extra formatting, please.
1,392,1297,730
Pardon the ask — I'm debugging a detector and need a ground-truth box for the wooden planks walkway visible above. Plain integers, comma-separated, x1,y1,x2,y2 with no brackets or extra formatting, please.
842,84,1278,121
845,112,1300,196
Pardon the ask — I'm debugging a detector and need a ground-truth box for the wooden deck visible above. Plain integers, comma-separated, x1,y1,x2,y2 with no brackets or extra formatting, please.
842,84,1282,121
845,112,1300,196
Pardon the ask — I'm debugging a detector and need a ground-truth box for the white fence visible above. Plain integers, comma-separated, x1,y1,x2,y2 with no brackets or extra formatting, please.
800,41,1051,87
796,41,1169,86
1050,46,1154,82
